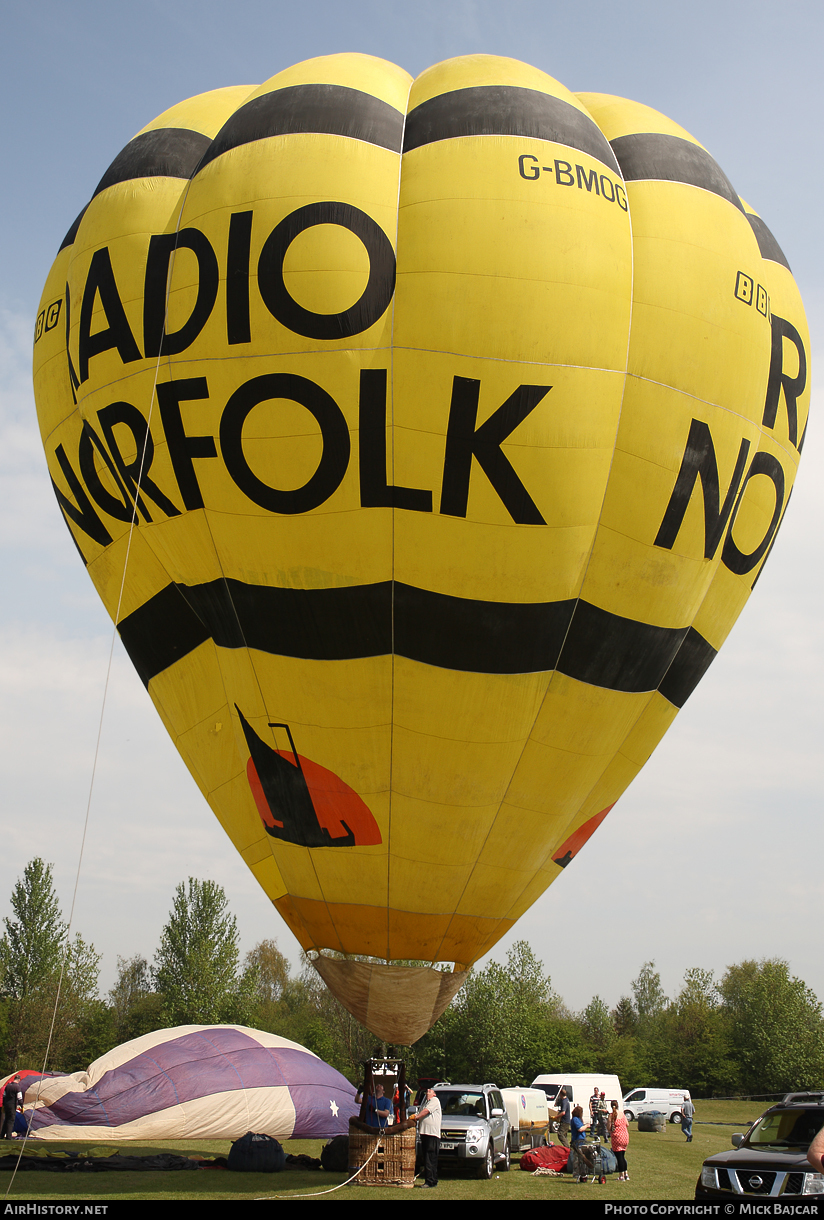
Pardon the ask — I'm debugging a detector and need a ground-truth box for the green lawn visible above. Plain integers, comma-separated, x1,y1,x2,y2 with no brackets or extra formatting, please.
0,1099,767,1201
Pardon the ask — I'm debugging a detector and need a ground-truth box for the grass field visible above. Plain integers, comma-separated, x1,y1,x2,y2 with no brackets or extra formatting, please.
0,1100,767,1202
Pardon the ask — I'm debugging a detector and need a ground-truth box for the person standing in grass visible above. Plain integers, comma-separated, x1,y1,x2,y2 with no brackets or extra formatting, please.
413,1087,442,1188
570,1105,594,1181
556,1088,572,1146
680,1095,695,1142
0,1076,22,1141
609,1099,630,1182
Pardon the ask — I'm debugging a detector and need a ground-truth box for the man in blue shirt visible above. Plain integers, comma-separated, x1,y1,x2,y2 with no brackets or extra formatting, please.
363,1083,393,1130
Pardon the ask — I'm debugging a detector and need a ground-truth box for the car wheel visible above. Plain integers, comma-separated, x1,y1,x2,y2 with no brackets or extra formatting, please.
671,1113,682,1125
478,1144,494,1179
624,1110,634,1123
500,1144,510,1172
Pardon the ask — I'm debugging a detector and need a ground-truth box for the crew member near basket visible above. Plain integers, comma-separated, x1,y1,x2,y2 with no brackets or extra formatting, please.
413,1087,442,1188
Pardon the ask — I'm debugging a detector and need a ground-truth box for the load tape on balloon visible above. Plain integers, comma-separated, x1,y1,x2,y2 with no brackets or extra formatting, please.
33,53,809,1043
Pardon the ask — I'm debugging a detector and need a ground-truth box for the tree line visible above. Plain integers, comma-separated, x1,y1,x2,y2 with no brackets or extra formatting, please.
2,858,823,1099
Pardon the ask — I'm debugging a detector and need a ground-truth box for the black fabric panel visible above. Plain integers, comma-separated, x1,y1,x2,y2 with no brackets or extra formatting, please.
195,579,392,659
557,600,689,694
610,132,744,212
93,128,213,197
58,206,88,253
746,213,792,271
403,86,620,172
393,585,575,673
117,578,707,697
658,626,717,708
118,582,213,686
197,84,405,170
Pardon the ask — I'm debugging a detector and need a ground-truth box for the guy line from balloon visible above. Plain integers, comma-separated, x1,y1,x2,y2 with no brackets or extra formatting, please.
35,197,804,573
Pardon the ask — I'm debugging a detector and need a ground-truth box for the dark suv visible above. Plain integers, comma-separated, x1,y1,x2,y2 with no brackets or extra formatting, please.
696,1093,824,1199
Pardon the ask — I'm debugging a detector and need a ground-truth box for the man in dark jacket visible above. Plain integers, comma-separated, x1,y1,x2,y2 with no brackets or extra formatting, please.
1,1076,22,1140
556,1089,572,1146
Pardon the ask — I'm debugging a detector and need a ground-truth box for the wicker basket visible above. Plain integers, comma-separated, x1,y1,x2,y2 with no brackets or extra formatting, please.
349,1126,417,1186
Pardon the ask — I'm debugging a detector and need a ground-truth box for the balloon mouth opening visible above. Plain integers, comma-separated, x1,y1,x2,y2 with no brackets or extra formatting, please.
311,954,470,1044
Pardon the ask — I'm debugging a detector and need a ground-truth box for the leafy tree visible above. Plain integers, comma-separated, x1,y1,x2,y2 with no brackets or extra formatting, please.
657,967,735,1096
631,961,668,1024
416,941,568,1087
109,955,164,1043
0,859,66,1001
612,996,637,1038
0,859,68,1066
245,940,290,1015
718,959,824,1093
580,995,615,1068
153,879,257,1026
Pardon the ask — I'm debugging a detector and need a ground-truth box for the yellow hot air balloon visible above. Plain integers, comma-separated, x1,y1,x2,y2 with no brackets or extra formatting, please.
32,54,810,1043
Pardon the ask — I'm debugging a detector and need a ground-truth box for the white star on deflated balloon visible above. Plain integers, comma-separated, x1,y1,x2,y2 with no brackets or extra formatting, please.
330,1100,339,1117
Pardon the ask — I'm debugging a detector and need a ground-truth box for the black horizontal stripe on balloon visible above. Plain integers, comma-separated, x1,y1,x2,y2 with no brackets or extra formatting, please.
197,84,406,170
403,85,620,173
117,580,715,706
92,129,213,196
609,132,744,212
746,213,791,271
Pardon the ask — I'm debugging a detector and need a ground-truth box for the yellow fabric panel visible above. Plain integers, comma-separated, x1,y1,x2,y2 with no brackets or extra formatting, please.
389,792,497,870
457,861,533,918
173,706,245,800
624,192,768,406
243,53,412,113
390,724,522,808
86,528,170,622
135,86,259,139
527,673,646,754
387,909,456,961
576,92,709,149
476,803,564,873
504,865,560,923
303,846,390,910
390,352,621,602
439,912,515,965
147,637,231,737
569,752,641,828
393,657,548,744
171,136,400,359
411,54,595,117
388,825,478,912
617,692,679,768
395,140,631,368
247,855,287,902
33,248,75,441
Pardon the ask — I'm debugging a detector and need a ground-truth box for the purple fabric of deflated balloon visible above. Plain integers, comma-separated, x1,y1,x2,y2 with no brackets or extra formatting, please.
26,1028,356,1136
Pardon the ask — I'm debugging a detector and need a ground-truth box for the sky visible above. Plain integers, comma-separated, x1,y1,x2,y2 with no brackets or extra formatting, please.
1,0,821,1024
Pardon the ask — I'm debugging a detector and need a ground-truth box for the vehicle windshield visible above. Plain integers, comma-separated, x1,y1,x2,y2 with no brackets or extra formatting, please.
436,1091,487,1119
745,1110,823,1150
535,1084,560,1103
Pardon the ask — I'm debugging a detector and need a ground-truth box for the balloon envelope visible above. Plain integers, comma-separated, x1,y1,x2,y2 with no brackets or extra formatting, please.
32,54,810,1041
14,1025,357,1141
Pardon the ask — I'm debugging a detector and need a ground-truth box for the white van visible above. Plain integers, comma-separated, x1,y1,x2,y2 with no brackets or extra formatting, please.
531,1073,623,1126
501,1087,550,1152
622,1087,691,1124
